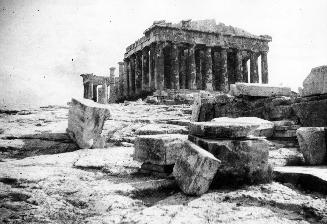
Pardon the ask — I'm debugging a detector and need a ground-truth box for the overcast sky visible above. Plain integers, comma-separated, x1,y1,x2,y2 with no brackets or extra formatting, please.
0,0,326,109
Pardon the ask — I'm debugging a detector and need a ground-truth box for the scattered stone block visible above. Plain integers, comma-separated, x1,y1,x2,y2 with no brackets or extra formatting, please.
188,135,271,185
189,117,260,139
66,98,110,149
273,129,297,138
302,66,327,97
133,134,187,165
212,117,274,138
135,124,188,135
272,120,296,127
269,148,305,167
173,140,221,195
296,127,327,165
229,82,292,97
292,98,327,127
268,105,293,120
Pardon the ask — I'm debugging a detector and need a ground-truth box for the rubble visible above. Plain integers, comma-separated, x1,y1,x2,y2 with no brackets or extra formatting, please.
296,127,327,165
66,98,110,149
302,65,327,96
188,135,271,185
133,134,187,165
173,140,221,195
229,82,292,97
189,118,260,139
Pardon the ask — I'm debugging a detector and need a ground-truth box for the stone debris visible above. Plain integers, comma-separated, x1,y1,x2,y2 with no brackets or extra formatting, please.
133,134,188,165
188,135,271,185
135,124,188,135
229,82,292,97
212,117,274,138
302,65,327,97
173,140,221,195
296,127,327,165
189,118,260,139
292,97,327,127
269,147,305,167
66,98,110,149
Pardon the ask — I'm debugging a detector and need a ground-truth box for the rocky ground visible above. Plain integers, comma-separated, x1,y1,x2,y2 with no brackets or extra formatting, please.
0,102,327,223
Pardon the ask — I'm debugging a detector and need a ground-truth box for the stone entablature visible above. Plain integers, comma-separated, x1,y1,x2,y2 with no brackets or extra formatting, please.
121,19,272,100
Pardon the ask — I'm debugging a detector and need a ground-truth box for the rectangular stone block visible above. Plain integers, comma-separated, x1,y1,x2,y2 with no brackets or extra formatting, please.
296,127,327,165
189,117,260,139
188,135,271,185
302,66,327,96
173,140,221,195
66,98,111,149
133,134,187,165
229,82,291,97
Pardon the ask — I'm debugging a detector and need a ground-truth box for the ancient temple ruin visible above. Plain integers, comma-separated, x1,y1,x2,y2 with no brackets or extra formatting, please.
120,19,272,100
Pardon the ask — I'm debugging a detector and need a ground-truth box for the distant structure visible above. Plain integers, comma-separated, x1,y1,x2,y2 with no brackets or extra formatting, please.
82,19,272,103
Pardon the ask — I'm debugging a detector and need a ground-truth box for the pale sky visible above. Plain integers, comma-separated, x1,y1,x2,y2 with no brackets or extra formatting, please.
0,0,326,109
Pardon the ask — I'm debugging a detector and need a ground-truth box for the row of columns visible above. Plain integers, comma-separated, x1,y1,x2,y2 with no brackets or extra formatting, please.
122,42,268,97
83,79,109,104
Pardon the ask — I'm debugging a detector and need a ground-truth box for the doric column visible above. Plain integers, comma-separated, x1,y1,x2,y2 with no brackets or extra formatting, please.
235,50,243,82
242,58,249,83
204,47,213,91
261,51,268,84
109,67,116,103
123,59,129,97
212,50,220,91
118,62,124,99
154,42,164,91
92,85,98,102
196,49,203,90
171,43,180,90
149,44,156,91
250,52,259,83
219,48,229,92
180,48,187,89
129,56,135,95
188,45,196,90
142,48,149,92
135,52,142,95
86,81,93,99
99,81,108,104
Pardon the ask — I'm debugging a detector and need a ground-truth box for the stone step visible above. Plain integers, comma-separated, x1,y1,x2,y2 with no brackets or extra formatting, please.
274,166,327,194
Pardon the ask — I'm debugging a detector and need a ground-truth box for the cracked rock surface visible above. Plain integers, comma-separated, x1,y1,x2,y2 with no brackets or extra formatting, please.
0,103,326,223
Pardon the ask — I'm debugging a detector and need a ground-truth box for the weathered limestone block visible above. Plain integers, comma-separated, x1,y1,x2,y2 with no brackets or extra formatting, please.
67,98,110,149
173,140,221,195
292,98,327,127
268,105,293,120
189,117,260,139
188,135,271,185
296,127,327,165
229,83,291,97
211,117,274,138
133,134,187,165
302,66,327,96
135,124,188,135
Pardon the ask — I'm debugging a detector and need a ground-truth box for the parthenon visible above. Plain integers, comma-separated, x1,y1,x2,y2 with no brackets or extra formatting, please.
119,19,271,100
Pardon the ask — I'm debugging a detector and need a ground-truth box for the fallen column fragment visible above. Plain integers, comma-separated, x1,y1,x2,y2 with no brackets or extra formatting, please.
173,140,221,195
66,98,111,149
